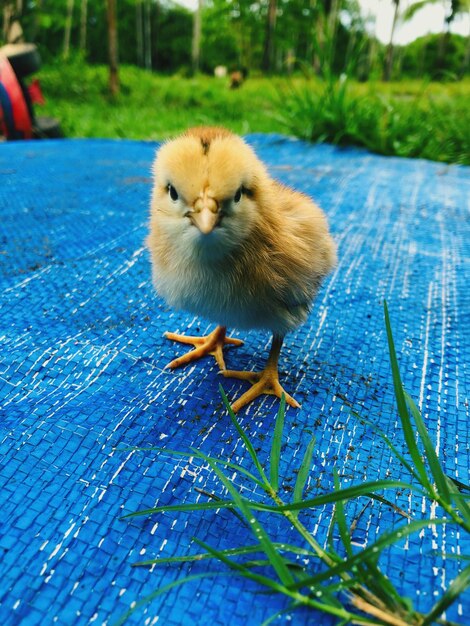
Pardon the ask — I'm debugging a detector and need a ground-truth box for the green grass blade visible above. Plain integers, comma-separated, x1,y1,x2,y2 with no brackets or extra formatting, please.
242,558,302,570
193,537,293,593
112,572,222,626
333,469,353,558
447,476,470,493
351,411,419,481
364,493,412,520
270,393,286,492
189,447,267,490
261,604,300,626
121,445,267,490
445,477,470,530
404,390,451,504
122,499,234,518
194,541,363,623
133,544,265,567
126,479,415,519
293,434,316,504
288,517,448,591
429,552,470,562
384,301,433,493
421,564,470,626
219,384,269,485
184,446,268,490
132,541,316,567
202,452,295,587
359,556,412,614
326,511,343,563
261,479,416,513
329,480,404,612
189,448,267,490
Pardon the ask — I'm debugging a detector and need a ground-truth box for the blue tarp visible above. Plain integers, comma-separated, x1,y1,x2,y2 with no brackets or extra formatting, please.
0,136,469,625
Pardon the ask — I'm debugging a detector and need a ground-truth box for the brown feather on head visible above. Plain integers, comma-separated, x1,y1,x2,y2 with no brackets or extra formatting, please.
184,126,234,155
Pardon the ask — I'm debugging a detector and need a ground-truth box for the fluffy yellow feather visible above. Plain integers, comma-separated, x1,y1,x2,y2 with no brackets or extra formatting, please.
148,126,337,412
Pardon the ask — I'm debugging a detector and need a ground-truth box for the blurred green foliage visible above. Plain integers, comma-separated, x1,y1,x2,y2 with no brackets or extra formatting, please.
277,75,470,165
11,0,467,79
38,60,470,165
401,32,470,79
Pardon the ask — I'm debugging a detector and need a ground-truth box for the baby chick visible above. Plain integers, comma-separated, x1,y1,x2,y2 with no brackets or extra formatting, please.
148,126,337,412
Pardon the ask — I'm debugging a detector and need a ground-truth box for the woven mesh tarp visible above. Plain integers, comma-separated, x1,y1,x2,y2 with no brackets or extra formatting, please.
0,136,469,625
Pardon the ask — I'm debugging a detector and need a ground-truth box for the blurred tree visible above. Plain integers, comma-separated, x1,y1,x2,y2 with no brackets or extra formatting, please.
144,0,152,69
153,2,192,71
383,0,400,80
262,0,276,72
192,0,202,72
1,0,24,43
199,1,239,72
460,0,470,75
136,0,143,65
401,31,469,76
403,0,470,77
63,0,73,58
79,0,87,51
106,0,119,95
4,0,464,81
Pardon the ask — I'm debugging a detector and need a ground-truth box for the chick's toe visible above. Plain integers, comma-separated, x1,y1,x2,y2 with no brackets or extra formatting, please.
222,366,300,413
222,334,299,412
165,325,243,371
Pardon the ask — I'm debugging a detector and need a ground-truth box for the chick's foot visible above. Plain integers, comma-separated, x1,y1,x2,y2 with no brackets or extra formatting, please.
222,333,300,413
164,325,243,371
223,366,300,413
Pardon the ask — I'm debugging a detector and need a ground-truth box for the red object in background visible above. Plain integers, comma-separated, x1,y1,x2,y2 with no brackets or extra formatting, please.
0,55,32,139
28,78,45,106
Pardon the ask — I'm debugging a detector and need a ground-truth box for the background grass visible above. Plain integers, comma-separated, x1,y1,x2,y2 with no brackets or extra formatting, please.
39,61,284,140
38,60,470,165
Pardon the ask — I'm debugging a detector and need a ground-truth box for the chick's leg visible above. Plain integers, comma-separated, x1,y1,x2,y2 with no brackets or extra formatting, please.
165,325,243,371
223,334,300,413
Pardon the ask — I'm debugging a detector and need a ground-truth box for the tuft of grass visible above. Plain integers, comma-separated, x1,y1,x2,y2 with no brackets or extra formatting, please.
119,302,469,625
275,75,470,166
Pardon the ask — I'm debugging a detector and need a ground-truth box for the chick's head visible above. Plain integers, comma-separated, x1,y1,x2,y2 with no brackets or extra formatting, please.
151,128,267,260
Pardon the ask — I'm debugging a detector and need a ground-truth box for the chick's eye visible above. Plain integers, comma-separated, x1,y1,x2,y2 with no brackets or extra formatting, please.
167,184,179,202
233,187,242,203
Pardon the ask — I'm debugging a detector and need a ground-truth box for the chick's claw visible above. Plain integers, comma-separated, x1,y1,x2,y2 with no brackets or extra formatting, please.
164,325,243,371
222,367,300,413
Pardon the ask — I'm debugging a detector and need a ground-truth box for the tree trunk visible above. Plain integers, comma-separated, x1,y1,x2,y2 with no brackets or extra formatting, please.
3,5,14,42
63,0,74,59
192,0,202,74
79,0,87,53
106,0,119,96
144,0,152,70
30,0,42,42
436,12,452,78
460,24,470,77
327,0,341,69
311,8,325,75
136,0,143,67
366,35,377,77
262,0,277,73
383,0,400,81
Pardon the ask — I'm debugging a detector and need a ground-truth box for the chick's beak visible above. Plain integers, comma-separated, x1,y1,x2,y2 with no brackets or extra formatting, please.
191,193,220,235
